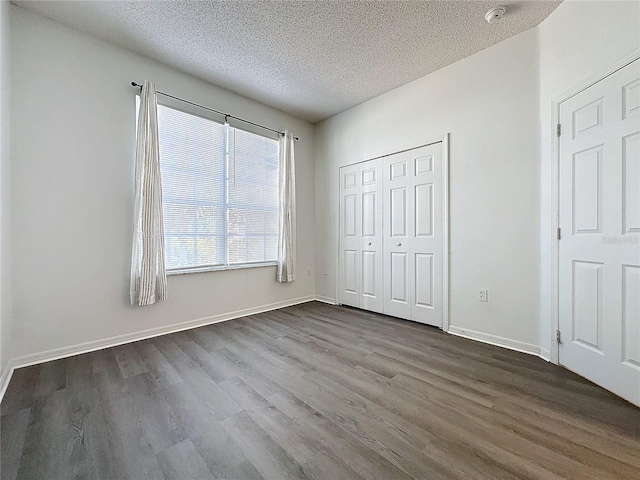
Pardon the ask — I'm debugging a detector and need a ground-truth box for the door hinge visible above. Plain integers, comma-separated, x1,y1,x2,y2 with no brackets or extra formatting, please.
557,227,561,240
556,329,562,344
556,123,561,137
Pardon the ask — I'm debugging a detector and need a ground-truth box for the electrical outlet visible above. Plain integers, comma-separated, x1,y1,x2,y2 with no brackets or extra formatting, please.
306,268,312,277
478,289,488,302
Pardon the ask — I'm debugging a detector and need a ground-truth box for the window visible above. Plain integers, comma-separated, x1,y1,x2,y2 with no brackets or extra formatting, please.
152,102,280,273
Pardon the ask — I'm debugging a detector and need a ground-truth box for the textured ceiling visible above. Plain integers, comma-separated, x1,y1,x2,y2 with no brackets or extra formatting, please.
14,0,561,123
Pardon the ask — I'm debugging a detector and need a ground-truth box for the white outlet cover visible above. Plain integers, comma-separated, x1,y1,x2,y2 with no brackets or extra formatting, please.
478,289,488,302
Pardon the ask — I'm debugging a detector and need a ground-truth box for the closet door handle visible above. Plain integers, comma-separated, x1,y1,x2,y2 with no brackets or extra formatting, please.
397,242,402,246
367,242,372,245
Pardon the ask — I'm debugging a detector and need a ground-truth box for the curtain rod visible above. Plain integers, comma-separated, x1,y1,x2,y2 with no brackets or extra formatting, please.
131,82,299,141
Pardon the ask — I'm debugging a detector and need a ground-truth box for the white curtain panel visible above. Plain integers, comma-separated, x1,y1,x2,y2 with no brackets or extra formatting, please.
130,80,168,305
276,130,296,283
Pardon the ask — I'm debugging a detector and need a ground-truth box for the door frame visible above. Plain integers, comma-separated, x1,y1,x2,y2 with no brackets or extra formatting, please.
336,133,450,332
551,50,640,365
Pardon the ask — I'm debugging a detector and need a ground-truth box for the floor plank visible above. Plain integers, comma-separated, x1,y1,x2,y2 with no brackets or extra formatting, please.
156,438,211,480
1,302,639,480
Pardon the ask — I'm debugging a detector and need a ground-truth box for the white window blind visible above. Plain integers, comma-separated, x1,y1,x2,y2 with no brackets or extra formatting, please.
153,102,280,272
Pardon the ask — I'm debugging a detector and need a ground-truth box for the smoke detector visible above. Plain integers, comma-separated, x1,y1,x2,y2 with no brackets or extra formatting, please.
485,6,506,23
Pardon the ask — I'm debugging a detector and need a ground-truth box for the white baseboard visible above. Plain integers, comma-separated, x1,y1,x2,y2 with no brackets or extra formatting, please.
10,295,316,370
448,325,541,357
0,359,15,404
314,295,337,305
539,347,551,362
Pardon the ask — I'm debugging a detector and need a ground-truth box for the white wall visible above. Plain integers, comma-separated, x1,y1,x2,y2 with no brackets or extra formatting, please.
10,6,315,360
315,28,541,346
537,1,640,359
0,0,12,373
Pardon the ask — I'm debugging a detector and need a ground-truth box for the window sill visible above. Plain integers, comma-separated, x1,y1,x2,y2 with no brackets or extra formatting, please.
167,261,277,276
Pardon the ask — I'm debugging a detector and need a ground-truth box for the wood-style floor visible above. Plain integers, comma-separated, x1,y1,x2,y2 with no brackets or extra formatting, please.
1,302,639,480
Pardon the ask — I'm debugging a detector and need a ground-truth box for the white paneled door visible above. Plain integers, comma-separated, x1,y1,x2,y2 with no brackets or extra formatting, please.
383,151,411,319
383,144,443,327
339,158,384,312
558,59,640,406
339,142,445,327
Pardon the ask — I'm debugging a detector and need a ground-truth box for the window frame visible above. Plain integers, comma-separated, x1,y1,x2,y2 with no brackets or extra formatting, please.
142,95,280,275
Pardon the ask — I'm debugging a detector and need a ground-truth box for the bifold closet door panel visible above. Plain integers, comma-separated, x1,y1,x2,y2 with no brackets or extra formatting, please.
383,151,412,320
339,159,384,311
339,163,361,308
360,159,384,313
409,144,443,327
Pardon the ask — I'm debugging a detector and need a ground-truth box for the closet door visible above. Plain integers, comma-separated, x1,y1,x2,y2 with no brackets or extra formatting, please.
339,159,383,311
339,163,361,307
383,143,443,327
360,159,384,312
342,142,444,327
383,151,412,319
409,144,443,327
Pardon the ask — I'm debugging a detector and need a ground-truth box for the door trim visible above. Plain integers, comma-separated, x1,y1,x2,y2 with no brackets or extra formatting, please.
442,133,450,332
551,49,640,365
336,134,450,332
